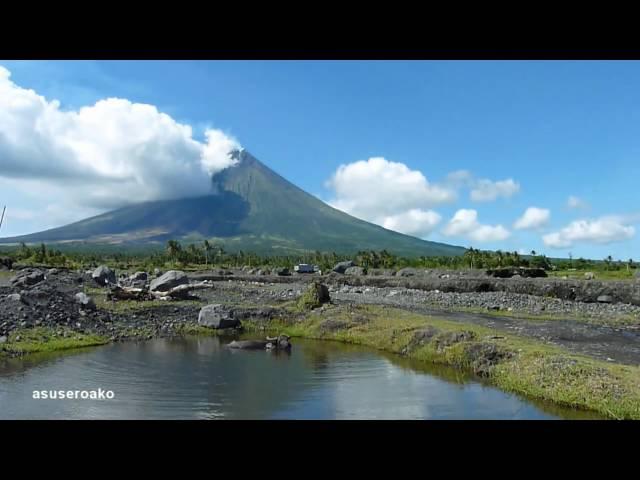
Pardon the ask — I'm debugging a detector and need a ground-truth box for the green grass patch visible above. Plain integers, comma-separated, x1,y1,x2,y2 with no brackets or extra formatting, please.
0,327,108,356
84,286,202,313
243,304,640,419
548,269,635,281
0,270,13,279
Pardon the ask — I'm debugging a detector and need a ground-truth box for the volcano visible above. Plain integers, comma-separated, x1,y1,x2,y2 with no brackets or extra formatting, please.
0,150,464,257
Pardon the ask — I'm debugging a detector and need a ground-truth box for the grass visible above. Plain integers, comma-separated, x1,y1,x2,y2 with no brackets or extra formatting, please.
242,304,640,419
548,269,636,281
0,326,108,356
84,286,202,313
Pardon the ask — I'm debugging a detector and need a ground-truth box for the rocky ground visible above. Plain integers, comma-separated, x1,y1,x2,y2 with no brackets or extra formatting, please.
1,265,639,365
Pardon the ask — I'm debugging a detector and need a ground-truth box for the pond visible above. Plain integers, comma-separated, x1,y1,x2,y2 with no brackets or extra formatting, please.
0,336,600,419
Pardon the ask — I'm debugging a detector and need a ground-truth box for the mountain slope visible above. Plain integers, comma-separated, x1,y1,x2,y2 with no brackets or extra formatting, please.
0,150,465,257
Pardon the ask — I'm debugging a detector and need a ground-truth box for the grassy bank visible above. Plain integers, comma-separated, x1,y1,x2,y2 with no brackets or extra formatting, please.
0,326,108,357
548,269,635,281
244,303,640,419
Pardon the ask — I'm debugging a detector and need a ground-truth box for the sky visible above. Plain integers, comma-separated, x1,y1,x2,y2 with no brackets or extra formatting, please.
0,60,639,260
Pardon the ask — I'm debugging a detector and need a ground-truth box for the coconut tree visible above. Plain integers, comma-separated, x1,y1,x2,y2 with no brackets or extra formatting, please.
166,240,182,265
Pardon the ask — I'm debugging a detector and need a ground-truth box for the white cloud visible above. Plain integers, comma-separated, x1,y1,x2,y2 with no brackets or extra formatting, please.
514,207,550,230
0,65,241,210
325,157,455,238
442,209,511,243
470,178,520,202
543,216,636,248
381,209,442,237
445,169,474,188
567,195,588,210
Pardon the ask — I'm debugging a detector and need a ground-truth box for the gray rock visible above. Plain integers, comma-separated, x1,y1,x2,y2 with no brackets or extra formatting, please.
153,268,163,277
130,271,148,282
74,292,96,310
150,270,188,292
10,270,45,287
597,295,613,304
274,267,291,276
198,304,240,329
0,256,13,270
92,266,116,286
635,270,640,280
397,268,418,277
298,282,331,309
344,266,366,276
332,261,355,274
0,335,6,344
584,272,595,280
6,293,21,302
121,271,149,288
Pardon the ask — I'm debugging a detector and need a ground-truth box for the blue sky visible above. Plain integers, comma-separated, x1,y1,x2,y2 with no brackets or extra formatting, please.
0,60,638,260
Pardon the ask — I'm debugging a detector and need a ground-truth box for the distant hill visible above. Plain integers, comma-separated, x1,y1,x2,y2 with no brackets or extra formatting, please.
0,150,465,257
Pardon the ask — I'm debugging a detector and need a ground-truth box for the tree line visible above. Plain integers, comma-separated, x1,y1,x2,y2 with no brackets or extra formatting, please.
0,240,635,274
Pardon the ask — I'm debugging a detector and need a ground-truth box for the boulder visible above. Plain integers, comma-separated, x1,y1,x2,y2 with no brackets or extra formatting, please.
92,266,116,286
332,261,355,274
597,295,613,304
149,270,188,292
130,271,148,282
10,270,45,287
0,336,7,344
297,282,330,310
0,257,13,270
274,267,291,276
74,292,96,310
6,293,21,302
198,304,240,329
344,266,366,276
584,272,595,280
153,268,163,277
121,271,148,288
396,268,418,277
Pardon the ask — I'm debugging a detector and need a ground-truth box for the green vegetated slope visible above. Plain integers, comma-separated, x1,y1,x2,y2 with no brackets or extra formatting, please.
0,150,464,257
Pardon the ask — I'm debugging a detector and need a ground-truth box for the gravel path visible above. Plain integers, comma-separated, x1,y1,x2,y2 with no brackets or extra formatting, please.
329,285,640,365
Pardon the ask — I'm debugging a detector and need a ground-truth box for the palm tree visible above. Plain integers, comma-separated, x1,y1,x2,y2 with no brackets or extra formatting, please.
203,240,212,266
464,247,476,269
604,255,613,270
166,240,182,264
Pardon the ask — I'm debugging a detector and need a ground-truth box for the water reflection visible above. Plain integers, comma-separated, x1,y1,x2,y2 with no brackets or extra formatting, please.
0,336,601,420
